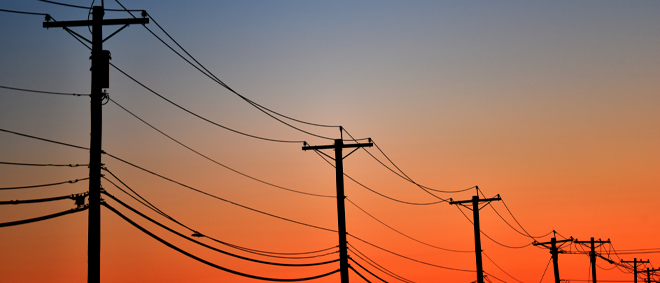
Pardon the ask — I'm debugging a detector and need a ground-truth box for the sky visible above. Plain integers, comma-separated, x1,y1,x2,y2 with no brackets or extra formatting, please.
1,1,659,282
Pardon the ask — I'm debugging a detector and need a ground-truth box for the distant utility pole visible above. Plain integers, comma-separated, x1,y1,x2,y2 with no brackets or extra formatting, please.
645,267,660,283
621,258,650,283
574,237,611,283
533,235,574,283
449,191,501,283
43,7,148,283
303,134,373,283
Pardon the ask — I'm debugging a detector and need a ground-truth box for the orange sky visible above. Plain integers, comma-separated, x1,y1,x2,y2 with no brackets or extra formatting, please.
1,1,659,282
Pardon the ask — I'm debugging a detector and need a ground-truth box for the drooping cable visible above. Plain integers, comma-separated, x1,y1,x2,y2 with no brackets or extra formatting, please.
107,65,302,143
102,152,337,233
538,256,552,283
482,252,524,283
117,2,341,133
455,205,532,249
483,272,508,283
348,233,475,272
103,202,341,282
344,129,472,194
348,244,415,283
109,98,333,198
0,85,87,97
0,161,87,167
349,265,372,283
0,192,86,205
349,257,388,283
477,189,551,239
109,63,304,143
0,128,89,150
346,198,471,253
500,199,551,239
0,205,88,228
102,169,174,225
36,0,143,11
0,128,337,234
102,175,337,259
484,201,552,240
313,149,446,205
0,8,50,16
109,0,338,141
102,191,339,267
0,177,89,190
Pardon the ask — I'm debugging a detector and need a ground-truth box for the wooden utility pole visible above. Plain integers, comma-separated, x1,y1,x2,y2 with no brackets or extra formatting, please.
574,237,611,283
645,265,656,283
303,137,372,283
533,236,573,283
449,193,501,283
44,7,148,283
621,258,650,283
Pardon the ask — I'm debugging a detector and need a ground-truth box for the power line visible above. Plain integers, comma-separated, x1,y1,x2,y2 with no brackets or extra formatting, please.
349,257,388,283
102,170,175,226
348,233,475,272
0,85,87,96
109,0,339,141
538,256,552,283
103,202,341,282
0,205,88,228
313,149,446,205
109,62,304,143
0,128,89,150
102,191,339,267
455,205,532,249
109,98,334,198
0,128,335,233
482,252,524,283
483,272,509,283
350,265,372,283
36,0,143,12
346,197,472,253
121,3,342,133
0,161,87,167
102,152,338,233
0,192,86,205
477,189,551,239
348,244,415,283
102,176,338,259
343,129,472,194
0,177,89,190
0,8,50,17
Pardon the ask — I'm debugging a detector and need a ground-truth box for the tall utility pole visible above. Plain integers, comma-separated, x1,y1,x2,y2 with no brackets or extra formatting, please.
44,7,148,283
449,193,501,283
621,258,650,283
574,237,611,283
533,236,574,283
303,137,373,283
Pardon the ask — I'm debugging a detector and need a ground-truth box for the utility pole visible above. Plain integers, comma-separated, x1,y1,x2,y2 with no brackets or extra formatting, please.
621,258,650,283
533,235,574,283
574,237,611,283
303,135,373,283
449,192,501,283
44,7,148,283
646,266,657,283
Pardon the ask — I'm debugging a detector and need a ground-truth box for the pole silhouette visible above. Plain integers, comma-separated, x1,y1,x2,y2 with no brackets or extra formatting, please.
621,258,650,283
574,237,611,283
44,7,148,283
303,136,372,283
533,235,573,283
449,192,501,283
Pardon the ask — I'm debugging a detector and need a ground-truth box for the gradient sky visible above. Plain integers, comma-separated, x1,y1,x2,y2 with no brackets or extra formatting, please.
1,1,659,282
